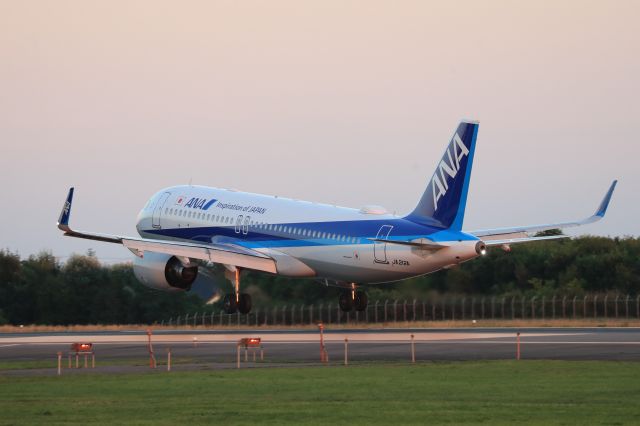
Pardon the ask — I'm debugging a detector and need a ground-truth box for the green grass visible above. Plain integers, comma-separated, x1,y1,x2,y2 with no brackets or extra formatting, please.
1,361,639,425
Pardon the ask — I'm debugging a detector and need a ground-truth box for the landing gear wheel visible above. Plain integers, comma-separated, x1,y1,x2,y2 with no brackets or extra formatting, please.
238,293,252,314
223,294,237,314
339,292,353,312
354,291,368,311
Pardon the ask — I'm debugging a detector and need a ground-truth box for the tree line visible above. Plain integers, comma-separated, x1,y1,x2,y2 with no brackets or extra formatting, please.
0,236,638,325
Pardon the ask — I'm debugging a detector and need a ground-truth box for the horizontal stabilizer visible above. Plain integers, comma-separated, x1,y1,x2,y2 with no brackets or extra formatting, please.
369,238,446,250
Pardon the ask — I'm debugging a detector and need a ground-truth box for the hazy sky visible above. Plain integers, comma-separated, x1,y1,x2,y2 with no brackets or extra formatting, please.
1,0,638,263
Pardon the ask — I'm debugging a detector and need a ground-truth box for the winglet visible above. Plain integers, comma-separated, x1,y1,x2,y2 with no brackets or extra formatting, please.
595,180,617,218
57,187,74,231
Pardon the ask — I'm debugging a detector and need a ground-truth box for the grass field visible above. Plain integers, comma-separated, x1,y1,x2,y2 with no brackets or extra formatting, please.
1,361,639,425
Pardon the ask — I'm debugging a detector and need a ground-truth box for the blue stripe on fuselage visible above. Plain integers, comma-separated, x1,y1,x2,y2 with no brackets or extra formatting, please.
142,218,478,248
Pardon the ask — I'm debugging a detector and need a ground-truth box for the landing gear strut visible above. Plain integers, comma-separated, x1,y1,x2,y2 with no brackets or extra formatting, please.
223,268,252,314
339,284,368,312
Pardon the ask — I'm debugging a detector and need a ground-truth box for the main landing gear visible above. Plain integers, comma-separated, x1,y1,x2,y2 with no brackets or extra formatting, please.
223,268,252,314
339,284,368,312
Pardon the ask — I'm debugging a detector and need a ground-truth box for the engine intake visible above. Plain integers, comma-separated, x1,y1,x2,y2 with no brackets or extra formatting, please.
133,252,198,291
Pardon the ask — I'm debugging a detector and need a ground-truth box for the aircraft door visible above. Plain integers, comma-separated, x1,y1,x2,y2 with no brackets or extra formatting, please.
152,192,171,229
243,216,251,235
235,215,244,234
374,225,393,264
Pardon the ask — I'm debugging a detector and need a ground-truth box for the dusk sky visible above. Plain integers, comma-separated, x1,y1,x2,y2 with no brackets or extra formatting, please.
1,1,638,263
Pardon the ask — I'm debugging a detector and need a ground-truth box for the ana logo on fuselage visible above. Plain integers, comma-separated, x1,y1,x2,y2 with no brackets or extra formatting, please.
185,197,217,210
431,133,469,210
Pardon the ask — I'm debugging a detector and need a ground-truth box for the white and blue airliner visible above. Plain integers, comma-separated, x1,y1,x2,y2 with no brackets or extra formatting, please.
58,121,617,314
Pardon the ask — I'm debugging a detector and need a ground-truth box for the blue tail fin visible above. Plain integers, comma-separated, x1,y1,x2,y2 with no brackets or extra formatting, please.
405,121,479,230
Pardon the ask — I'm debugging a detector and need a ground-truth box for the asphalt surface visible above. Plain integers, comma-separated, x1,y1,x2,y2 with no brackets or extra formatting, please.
1,328,639,375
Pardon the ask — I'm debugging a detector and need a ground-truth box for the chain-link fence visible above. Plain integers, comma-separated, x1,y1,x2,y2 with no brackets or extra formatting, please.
161,294,640,327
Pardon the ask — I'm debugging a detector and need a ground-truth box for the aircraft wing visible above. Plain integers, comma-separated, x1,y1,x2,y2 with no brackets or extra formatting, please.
57,188,277,273
469,180,617,246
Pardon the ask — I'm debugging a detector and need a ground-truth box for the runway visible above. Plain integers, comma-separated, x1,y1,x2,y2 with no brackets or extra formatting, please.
1,328,639,375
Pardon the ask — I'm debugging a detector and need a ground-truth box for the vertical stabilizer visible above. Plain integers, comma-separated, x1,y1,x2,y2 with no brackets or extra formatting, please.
406,121,479,230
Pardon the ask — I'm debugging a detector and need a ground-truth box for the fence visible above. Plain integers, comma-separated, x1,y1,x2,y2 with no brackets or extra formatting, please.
161,294,640,327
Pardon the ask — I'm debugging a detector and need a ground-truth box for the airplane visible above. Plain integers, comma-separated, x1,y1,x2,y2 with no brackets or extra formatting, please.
57,121,617,314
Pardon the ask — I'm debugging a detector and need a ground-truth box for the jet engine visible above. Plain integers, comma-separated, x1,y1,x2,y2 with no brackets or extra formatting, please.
133,252,199,291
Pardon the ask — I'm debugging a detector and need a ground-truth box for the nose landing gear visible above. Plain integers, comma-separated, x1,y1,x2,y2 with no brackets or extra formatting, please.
339,284,368,312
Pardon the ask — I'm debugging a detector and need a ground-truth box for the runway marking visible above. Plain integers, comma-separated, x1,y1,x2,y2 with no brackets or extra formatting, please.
0,344,20,348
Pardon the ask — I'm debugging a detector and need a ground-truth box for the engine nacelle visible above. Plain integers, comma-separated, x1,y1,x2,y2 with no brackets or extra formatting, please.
133,252,198,292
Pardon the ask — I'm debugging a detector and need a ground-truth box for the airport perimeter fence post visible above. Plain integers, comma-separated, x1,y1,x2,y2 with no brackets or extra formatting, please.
210,311,214,326
604,295,609,318
511,297,515,320
461,298,466,321
521,296,526,319
410,334,415,364
318,304,323,324
384,300,388,323
450,297,455,321
167,348,171,372
272,307,277,326
583,296,588,318
412,299,417,322
337,304,341,325
471,297,476,319
374,300,379,323
193,312,197,327
626,295,630,319
403,300,407,323
177,315,181,326
562,296,567,318
552,296,556,319
491,297,495,320
282,305,286,326
236,310,240,327
57,352,62,376
593,296,598,318
310,305,314,325
501,297,506,320
481,297,486,320
290,305,295,325
328,303,332,324
185,313,189,327
516,332,521,360
441,298,446,321
394,300,398,323
432,300,436,321
615,295,619,318
301,304,305,325
531,297,536,320
542,296,545,320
